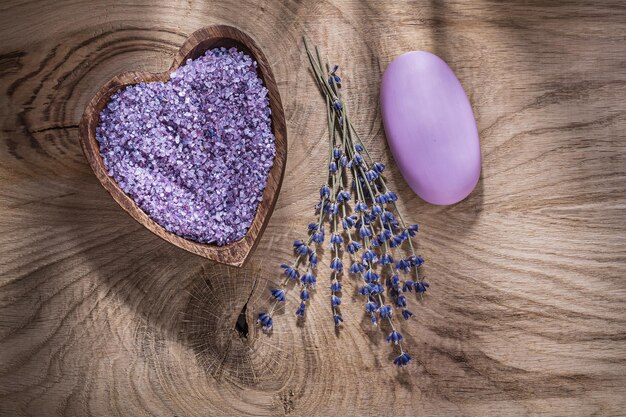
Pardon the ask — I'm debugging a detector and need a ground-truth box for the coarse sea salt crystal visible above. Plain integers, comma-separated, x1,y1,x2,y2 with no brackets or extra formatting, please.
96,47,276,246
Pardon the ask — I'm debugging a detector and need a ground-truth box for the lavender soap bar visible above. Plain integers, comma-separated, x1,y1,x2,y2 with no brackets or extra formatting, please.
380,51,480,205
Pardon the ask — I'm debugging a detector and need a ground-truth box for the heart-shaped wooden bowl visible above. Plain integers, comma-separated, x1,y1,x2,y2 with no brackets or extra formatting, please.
79,26,287,267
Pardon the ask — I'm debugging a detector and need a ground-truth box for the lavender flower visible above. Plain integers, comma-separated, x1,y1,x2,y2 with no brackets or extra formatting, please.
396,258,410,272
416,281,430,293
257,313,273,331
259,39,430,367
387,330,403,344
364,270,379,283
330,257,343,271
373,162,385,174
294,240,309,255
409,255,425,267
365,300,378,313
296,302,306,317
328,64,342,86
320,184,331,199
393,352,412,366
330,280,342,292
395,295,407,308
271,288,286,302
346,241,361,254
342,215,357,229
312,227,325,244
330,233,343,248
350,262,365,274
355,201,368,212
359,226,372,238
385,191,398,202
379,305,392,319
380,253,394,265
301,272,317,286
388,274,401,288
362,250,378,264
280,264,299,280
337,190,351,203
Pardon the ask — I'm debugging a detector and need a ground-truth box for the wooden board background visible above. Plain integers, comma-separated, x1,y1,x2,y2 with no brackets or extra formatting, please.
1,1,625,416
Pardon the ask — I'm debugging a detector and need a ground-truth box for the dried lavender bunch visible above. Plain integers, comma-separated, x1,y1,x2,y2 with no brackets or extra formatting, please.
258,39,429,367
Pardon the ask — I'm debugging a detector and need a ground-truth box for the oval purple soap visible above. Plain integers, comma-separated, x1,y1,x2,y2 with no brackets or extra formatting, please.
381,51,481,205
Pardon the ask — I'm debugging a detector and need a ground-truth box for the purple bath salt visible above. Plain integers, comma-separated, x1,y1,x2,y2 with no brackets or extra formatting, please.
96,47,276,245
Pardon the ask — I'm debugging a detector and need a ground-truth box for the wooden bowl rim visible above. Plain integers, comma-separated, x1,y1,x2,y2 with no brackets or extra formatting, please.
78,25,287,267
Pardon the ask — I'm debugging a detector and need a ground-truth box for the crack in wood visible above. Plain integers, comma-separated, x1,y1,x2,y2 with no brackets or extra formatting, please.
235,302,249,339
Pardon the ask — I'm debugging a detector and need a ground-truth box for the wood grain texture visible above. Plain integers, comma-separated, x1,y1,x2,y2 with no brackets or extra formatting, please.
1,1,625,416
80,25,287,267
